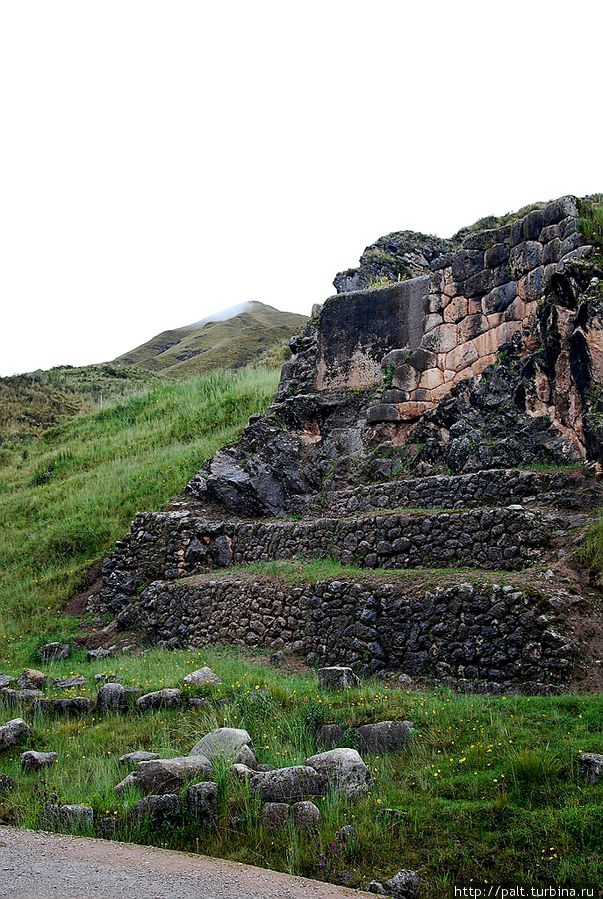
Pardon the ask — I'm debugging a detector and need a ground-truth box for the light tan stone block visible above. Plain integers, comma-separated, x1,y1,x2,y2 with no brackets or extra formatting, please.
471,353,497,377
421,323,457,353
443,297,468,324
445,341,479,373
418,368,445,389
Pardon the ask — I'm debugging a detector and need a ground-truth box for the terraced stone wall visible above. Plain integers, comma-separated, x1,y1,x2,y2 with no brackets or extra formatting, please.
99,506,546,614
298,468,593,516
127,576,577,690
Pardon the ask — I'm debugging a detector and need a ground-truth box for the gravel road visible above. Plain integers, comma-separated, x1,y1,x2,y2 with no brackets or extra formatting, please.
0,827,374,899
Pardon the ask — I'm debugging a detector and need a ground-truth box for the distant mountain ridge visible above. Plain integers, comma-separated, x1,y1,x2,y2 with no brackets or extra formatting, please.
114,301,309,377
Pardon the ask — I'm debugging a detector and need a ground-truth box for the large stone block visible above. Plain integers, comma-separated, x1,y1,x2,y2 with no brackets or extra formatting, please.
451,249,484,281
443,296,468,324
509,241,543,278
421,323,457,353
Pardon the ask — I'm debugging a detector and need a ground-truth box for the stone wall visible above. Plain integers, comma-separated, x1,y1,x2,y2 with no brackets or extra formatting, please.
125,575,577,691
297,467,594,516
280,196,587,425
99,504,548,613
315,278,430,390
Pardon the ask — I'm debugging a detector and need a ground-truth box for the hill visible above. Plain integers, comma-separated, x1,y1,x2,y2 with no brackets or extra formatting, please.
114,301,309,377
0,364,160,442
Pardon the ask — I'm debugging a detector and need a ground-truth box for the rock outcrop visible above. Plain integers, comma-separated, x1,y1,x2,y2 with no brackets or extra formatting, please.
92,196,603,691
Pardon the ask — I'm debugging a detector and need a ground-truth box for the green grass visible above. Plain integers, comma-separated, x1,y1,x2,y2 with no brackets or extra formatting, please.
0,367,279,667
0,363,161,440
0,646,601,893
579,197,603,251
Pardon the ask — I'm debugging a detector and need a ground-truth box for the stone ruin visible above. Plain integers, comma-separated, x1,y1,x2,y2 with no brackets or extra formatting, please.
93,196,603,692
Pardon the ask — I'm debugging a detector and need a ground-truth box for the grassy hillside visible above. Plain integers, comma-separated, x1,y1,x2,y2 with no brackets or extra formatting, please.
0,364,161,442
115,301,308,377
0,367,280,665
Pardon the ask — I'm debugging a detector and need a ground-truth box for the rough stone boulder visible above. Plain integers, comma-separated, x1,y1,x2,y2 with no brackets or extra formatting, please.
87,648,113,661
182,667,222,686
0,718,31,751
125,755,213,795
52,676,87,690
0,688,44,706
49,804,94,831
186,781,218,822
119,751,160,766
39,642,71,661
305,748,372,797
136,688,182,712
355,720,414,754
189,727,255,766
291,800,321,833
97,683,131,714
0,674,15,688
317,667,360,690
131,794,180,826
34,697,91,716
20,750,57,772
249,766,325,802
16,669,47,690
261,802,290,832
578,752,603,785
385,870,422,899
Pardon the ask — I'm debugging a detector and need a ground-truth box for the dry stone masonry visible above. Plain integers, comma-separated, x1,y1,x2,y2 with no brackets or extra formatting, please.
93,196,603,691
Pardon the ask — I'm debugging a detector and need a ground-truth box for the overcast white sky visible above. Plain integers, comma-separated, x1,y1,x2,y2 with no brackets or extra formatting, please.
1,1,601,376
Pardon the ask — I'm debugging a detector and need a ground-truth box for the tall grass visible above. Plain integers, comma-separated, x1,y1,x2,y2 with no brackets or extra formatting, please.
0,367,279,666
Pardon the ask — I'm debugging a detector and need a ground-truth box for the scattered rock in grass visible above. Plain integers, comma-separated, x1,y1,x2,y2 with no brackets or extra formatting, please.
270,650,284,667
35,697,91,716
20,750,58,772
186,781,218,823
52,676,87,690
317,724,344,748
131,794,180,826
136,688,182,712
578,752,603,784
0,774,17,793
368,882,387,895
87,648,113,662
119,751,160,766
305,748,371,798
385,869,422,899
355,720,414,754
39,643,71,662
133,756,213,795
317,667,360,690
97,683,130,714
255,763,276,772
16,669,47,690
0,688,44,706
0,718,31,751
189,727,254,765
231,763,255,780
291,800,321,834
0,675,15,688
114,772,139,795
249,766,325,802
187,697,212,709
50,804,94,831
96,813,123,840
394,674,416,689
333,871,353,887
182,667,222,687
261,802,290,832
